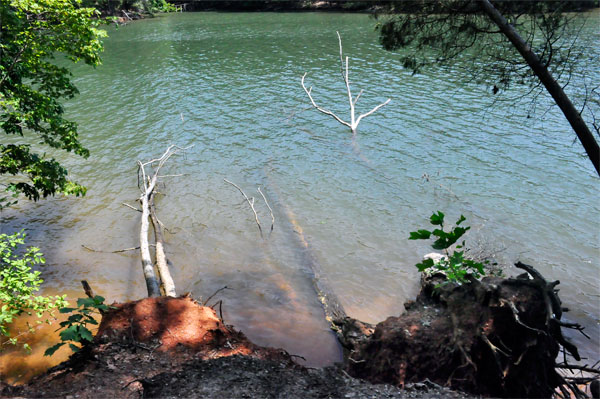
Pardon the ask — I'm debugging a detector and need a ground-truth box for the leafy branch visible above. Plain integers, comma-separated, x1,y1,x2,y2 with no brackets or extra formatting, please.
410,211,489,284
44,295,111,356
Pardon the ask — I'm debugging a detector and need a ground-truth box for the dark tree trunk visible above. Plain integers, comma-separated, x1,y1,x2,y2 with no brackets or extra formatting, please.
480,0,599,176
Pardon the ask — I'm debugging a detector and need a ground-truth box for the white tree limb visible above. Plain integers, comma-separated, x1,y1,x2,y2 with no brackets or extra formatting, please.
354,98,392,127
302,31,391,134
137,144,192,297
301,73,352,129
149,191,176,297
224,179,263,238
258,186,274,232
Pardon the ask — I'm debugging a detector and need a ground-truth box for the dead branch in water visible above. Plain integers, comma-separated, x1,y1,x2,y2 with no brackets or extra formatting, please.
122,202,142,212
82,244,152,253
224,179,263,238
258,187,274,232
301,32,390,136
137,145,191,297
203,286,229,306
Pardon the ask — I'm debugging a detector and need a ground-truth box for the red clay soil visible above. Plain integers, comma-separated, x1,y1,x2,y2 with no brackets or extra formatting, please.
0,296,295,398
95,295,283,359
1,295,475,399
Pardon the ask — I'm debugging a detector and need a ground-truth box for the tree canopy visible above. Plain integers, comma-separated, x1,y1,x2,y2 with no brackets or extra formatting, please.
377,0,599,175
0,0,105,205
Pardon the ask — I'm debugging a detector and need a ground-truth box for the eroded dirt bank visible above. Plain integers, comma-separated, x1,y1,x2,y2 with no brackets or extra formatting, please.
0,296,472,398
1,263,594,398
339,263,595,398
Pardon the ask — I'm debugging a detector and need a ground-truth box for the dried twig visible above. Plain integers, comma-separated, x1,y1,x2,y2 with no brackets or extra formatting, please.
203,286,229,306
82,244,151,253
556,364,600,374
224,179,263,238
258,187,274,232
122,202,142,212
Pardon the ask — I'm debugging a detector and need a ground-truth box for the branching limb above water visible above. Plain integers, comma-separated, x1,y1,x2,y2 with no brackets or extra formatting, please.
301,32,391,135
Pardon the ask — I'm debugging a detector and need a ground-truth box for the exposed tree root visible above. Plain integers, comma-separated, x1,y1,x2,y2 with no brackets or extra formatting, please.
337,262,596,398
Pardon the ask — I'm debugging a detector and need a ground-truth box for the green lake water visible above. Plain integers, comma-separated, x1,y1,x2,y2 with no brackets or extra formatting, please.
1,11,598,379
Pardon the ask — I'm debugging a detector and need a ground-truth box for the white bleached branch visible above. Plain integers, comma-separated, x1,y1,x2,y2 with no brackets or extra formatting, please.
137,144,192,297
301,31,391,135
224,179,263,238
258,186,274,232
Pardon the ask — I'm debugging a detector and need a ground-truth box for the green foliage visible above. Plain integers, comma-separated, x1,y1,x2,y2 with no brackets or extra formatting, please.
376,1,581,89
80,0,175,13
0,0,106,202
0,231,68,350
44,295,110,356
410,212,487,284
148,0,175,12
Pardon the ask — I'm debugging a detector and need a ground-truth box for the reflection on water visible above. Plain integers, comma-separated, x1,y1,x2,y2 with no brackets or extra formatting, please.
1,11,598,383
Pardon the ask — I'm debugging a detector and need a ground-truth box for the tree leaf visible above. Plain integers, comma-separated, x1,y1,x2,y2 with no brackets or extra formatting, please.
79,326,93,342
59,325,79,342
409,229,431,240
77,297,95,307
430,211,445,226
68,343,80,353
44,343,64,357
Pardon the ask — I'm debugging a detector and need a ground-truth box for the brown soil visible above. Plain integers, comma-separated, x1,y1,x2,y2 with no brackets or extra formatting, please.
94,295,283,358
0,296,474,398
343,267,585,398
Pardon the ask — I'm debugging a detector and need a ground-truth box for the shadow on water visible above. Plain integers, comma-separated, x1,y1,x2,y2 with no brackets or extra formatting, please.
185,267,342,367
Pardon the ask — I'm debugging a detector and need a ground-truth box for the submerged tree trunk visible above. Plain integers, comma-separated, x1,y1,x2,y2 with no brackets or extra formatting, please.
480,0,599,176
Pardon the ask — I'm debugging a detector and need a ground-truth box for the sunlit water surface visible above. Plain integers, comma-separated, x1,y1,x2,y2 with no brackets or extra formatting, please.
1,11,598,383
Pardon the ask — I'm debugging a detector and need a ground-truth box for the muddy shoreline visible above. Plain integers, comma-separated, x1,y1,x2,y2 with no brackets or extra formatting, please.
2,263,595,398
0,296,472,399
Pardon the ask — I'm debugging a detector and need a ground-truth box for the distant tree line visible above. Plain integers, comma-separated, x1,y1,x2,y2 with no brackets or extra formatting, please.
164,0,597,12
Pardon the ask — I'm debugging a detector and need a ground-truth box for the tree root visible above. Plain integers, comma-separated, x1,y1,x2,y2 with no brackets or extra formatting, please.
338,262,596,398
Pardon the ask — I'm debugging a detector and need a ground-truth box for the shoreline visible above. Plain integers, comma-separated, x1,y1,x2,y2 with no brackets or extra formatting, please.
1,264,594,398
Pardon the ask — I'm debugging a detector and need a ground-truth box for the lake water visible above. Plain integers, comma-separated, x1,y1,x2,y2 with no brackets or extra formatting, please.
1,11,598,382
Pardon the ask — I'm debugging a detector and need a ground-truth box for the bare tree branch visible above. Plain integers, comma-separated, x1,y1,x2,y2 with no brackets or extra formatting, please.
224,178,263,238
302,32,391,135
258,186,274,232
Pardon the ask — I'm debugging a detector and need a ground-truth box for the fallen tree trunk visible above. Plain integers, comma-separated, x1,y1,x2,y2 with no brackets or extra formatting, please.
263,166,347,325
137,145,190,297
138,176,161,297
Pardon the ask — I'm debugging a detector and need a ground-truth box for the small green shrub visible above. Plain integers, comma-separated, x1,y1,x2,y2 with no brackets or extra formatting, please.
44,295,110,356
0,231,68,351
409,211,488,284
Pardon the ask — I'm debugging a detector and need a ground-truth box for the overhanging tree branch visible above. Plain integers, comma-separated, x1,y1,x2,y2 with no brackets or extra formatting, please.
377,0,599,176
479,0,599,176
